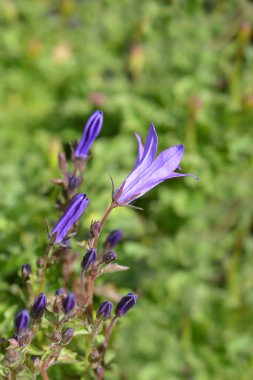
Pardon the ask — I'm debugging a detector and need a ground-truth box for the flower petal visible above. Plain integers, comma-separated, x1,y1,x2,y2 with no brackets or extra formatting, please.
133,132,144,169
116,124,158,193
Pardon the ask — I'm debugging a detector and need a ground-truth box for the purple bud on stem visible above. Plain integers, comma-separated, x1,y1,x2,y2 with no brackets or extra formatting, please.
104,230,123,248
14,310,30,335
31,293,47,319
61,327,74,345
115,292,137,317
62,293,76,314
21,264,31,280
74,110,103,159
97,301,113,320
50,193,89,243
81,248,97,271
102,251,117,264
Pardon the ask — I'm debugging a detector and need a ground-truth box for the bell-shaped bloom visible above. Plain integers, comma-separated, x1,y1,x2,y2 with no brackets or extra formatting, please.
62,293,76,314
115,292,137,317
14,310,30,335
50,193,89,243
97,301,113,320
104,229,123,248
81,248,97,271
113,124,198,204
74,110,103,159
31,293,47,319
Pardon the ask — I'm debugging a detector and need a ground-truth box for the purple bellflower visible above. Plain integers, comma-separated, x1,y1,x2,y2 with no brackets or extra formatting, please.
31,293,47,319
115,292,137,317
74,110,103,159
14,310,30,335
97,301,113,320
50,193,89,243
113,124,198,205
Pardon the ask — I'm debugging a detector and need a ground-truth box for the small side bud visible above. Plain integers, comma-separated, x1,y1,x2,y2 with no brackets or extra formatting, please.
97,301,113,320
31,293,47,320
62,293,76,314
21,264,31,281
88,350,100,363
115,292,137,317
67,173,82,190
53,296,62,314
52,332,62,343
102,250,117,264
104,230,123,249
81,248,97,271
55,288,67,296
61,327,74,345
89,221,101,239
36,257,45,269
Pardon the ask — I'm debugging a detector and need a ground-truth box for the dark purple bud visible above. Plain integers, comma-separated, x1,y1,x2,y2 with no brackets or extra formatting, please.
14,310,30,335
55,288,67,296
115,292,137,317
97,301,113,320
21,264,31,280
61,327,74,345
104,230,123,248
74,110,103,158
102,251,117,264
50,193,89,243
62,293,76,314
67,173,82,190
81,248,97,271
31,293,47,319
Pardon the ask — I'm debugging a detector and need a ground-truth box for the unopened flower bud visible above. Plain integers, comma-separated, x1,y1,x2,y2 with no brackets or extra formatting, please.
61,327,74,345
21,264,31,280
88,350,100,363
104,230,123,248
55,288,67,296
102,250,117,264
90,221,101,239
36,257,45,268
115,292,137,317
67,173,81,190
14,310,30,335
52,332,62,343
74,110,103,159
97,301,113,320
81,248,96,271
53,296,62,314
50,193,89,244
62,293,76,314
31,293,47,320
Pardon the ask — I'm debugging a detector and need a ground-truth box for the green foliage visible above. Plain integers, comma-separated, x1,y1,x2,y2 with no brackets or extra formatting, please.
1,0,253,379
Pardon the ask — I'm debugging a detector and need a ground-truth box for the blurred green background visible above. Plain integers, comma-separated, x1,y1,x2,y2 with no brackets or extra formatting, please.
1,0,253,379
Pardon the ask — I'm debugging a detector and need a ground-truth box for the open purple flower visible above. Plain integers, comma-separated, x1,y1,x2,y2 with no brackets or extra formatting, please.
50,193,89,243
74,110,103,159
113,124,198,205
